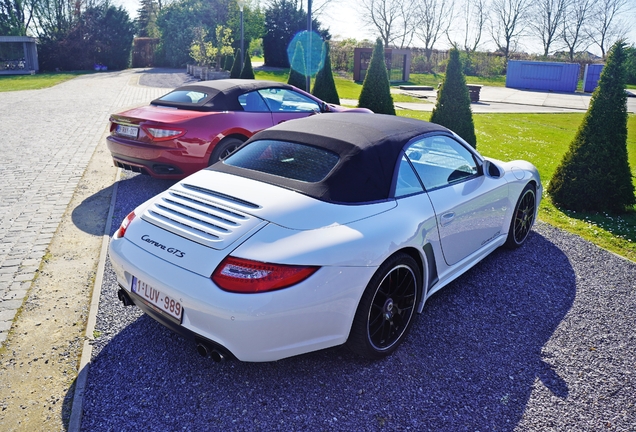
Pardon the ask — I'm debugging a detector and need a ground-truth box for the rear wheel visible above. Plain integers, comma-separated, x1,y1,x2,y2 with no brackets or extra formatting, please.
209,137,244,165
505,183,536,248
346,253,421,359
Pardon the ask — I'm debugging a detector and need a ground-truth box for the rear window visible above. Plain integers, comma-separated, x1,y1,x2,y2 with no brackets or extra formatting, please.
157,90,208,104
223,140,339,182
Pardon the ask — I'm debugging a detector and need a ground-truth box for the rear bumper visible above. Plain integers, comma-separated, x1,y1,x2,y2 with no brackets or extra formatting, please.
107,136,207,179
109,236,376,362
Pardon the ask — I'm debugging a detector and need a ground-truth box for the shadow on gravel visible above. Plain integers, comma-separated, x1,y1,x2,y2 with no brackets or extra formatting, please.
76,171,577,431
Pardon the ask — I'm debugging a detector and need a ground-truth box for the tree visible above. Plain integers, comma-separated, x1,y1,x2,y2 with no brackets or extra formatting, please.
312,41,340,104
240,54,255,79
415,0,454,61
263,0,329,68
360,0,417,49
489,0,532,60
547,42,635,212
0,0,35,35
137,0,160,38
287,41,307,89
230,48,242,78
530,0,567,57
561,0,593,62
451,0,486,53
430,48,477,148
38,3,134,71
586,0,630,58
156,0,232,67
358,38,395,115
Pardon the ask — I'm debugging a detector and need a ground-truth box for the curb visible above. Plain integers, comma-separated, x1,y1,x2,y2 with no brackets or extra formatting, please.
68,169,121,432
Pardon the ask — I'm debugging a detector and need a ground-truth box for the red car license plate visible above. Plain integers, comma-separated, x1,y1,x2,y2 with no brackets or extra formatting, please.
116,124,139,139
132,277,183,322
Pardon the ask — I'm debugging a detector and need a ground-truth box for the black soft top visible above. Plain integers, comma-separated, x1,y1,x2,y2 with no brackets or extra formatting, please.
151,79,296,111
211,113,450,204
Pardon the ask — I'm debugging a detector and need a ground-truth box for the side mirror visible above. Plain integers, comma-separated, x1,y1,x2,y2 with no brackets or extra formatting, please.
484,160,503,178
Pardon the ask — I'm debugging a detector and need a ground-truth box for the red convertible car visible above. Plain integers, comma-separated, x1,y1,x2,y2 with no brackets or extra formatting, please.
107,79,371,179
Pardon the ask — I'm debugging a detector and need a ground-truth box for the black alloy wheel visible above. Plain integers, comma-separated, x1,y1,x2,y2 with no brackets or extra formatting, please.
505,183,536,248
347,253,421,359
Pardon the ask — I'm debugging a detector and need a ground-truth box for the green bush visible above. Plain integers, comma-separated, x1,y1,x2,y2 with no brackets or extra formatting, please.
230,48,242,78
224,54,234,71
430,48,477,148
547,42,635,212
240,54,255,79
287,41,307,90
358,38,395,115
311,42,340,104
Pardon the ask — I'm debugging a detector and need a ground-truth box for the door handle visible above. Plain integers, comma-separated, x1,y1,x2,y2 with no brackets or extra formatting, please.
440,212,455,226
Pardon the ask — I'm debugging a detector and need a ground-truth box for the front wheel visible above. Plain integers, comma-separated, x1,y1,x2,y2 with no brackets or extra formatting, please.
346,253,421,359
505,183,536,248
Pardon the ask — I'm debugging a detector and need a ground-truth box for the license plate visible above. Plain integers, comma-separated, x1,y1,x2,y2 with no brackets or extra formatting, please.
132,277,183,322
116,124,139,139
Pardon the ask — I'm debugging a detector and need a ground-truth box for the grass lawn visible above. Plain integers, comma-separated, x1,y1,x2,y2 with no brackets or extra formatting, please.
399,110,636,261
0,72,88,92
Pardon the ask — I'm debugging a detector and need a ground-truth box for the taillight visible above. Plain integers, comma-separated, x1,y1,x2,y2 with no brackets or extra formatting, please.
212,257,319,293
142,125,186,141
115,211,136,238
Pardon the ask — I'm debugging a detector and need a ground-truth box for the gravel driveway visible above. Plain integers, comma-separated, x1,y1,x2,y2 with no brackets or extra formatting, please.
79,172,635,431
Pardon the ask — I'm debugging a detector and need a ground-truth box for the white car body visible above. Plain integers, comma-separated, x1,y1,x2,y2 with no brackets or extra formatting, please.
109,114,542,362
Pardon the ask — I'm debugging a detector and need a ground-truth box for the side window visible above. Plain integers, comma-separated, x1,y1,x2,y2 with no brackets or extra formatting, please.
405,135,479,190
394,155,425,197
238,91,269,112
259,88,320,113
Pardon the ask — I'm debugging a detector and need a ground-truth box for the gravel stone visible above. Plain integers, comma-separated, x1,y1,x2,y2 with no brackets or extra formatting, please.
81,167,636,430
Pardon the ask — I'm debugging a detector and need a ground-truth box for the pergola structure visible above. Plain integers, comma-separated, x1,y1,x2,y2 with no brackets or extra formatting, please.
0,36,39,75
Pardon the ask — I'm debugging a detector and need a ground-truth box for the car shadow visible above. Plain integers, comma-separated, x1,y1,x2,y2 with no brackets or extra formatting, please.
76,227,576,431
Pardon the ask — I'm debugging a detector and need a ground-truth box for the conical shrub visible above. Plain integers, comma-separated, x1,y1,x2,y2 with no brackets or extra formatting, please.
240,54,255,79
547,41,635,212
287,41,307,90
224,54,234,71
230,48,242,78
312,41,340,104
430,48,477,148
358,38,395,115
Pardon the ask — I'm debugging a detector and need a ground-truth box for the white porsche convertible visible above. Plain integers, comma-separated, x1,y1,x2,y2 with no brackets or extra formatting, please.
109,113,542,362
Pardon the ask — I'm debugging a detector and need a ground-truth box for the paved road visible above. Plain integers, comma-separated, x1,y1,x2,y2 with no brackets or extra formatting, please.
0,70,167,345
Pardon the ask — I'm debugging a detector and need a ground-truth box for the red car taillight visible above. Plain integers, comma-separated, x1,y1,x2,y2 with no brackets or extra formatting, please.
142,125,186,142
212,257,319,293
115,211,136,238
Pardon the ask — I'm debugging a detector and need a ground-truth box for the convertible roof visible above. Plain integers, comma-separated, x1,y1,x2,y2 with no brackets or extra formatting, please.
212,113,450,204
151,79,295,111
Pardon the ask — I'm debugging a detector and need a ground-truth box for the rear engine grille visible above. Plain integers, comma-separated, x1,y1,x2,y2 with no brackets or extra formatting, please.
141,183,264,249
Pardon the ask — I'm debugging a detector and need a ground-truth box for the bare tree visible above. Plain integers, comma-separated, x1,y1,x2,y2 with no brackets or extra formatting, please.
415,0,454,61
360,0,416,48
448,0,487,52
561,0,592,61
586,0,630,58
489,0,532,59
530,0,568,56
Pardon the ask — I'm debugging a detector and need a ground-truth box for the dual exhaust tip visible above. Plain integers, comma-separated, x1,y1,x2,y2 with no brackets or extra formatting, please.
196,342,225,363
117,288,226,363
